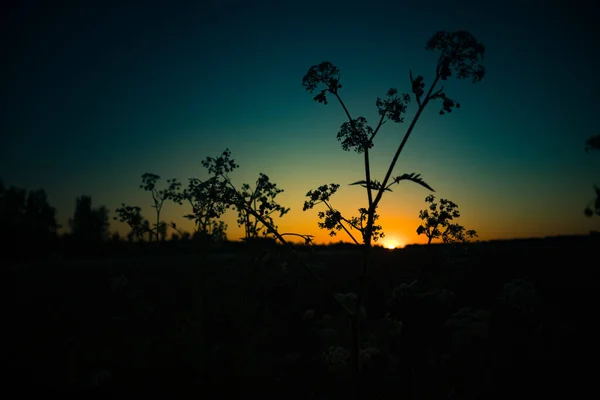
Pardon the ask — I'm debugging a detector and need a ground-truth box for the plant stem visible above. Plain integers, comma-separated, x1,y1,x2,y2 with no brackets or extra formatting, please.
334,92,374,211
371,73,441,213
352,243,372,399
322,200,360,245
245,206,355,317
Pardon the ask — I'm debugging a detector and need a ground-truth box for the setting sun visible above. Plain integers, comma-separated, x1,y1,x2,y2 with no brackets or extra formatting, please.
384,237,404,249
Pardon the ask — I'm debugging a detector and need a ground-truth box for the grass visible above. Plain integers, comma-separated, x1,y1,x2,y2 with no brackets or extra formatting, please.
5,234,599,397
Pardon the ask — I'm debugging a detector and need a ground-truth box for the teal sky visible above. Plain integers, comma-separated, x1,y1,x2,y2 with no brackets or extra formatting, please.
2,0,599,246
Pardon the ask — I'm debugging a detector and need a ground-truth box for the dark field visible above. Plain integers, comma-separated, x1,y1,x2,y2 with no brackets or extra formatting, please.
5,235,599,398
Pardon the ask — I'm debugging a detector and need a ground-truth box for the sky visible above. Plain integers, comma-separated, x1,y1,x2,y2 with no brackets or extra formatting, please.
1,0,599,247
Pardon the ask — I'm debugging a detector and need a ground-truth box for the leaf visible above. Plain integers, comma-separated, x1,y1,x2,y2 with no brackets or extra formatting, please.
349,180,391,192
393,173,435,192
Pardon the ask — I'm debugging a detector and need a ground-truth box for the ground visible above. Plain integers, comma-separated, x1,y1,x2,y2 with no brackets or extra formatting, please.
5,235,599,397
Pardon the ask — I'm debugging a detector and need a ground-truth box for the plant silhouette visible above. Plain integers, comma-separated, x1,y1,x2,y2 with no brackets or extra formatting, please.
301,30,485,393
113,204,151,242
195,149,291,241
174,172,229,242
416,194,478,245
236,173,290,240
140,173,181,241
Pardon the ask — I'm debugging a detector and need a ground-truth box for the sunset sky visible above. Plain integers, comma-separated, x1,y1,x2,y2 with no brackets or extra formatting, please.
2,0,599,247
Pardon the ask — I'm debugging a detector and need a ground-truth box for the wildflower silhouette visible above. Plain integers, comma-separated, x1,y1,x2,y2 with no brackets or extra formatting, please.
416,194,478,244
302,30,485,394
140,173,181,241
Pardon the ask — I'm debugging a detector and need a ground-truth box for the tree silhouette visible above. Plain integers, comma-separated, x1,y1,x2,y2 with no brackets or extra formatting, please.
0,181,59,247
584,134,599,217
0,181,59,260
301,30,485,391
416,194,478,244
68,195,110,242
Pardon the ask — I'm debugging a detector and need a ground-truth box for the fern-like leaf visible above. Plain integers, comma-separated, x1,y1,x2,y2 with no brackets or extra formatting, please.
349,179,392,192
392,173,435,192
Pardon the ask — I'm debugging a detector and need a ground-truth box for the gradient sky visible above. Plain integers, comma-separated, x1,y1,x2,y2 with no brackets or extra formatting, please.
2,0,599,246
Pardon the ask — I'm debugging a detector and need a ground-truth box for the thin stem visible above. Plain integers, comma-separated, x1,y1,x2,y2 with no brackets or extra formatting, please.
369,112,387,142
222,173,355,315
246,206,356,317
280,232,314,242
333,92,374,212
372,73,441,212
331,85,391,399
322,200,360,245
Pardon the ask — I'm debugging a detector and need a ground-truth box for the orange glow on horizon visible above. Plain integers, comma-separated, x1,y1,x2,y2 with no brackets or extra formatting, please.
383,235,405,249
99,178,599,246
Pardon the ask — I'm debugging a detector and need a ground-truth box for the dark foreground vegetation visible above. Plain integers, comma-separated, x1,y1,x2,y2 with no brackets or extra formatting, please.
5,234,599,398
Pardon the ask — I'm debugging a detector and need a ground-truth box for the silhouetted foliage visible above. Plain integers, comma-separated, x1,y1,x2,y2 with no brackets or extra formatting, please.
303,184,384,244
167,221,192,240
209,220,227,242
426,30,485,82
140,173,181,241
68,195,110,242
236,173,290,239
302,30,485,389
301,30,485,248
280,232,315,246
187,221,227,245
197,149,290,240
176,175,229,239
113,204,151,242
416,194,478,244
0,180,59,258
